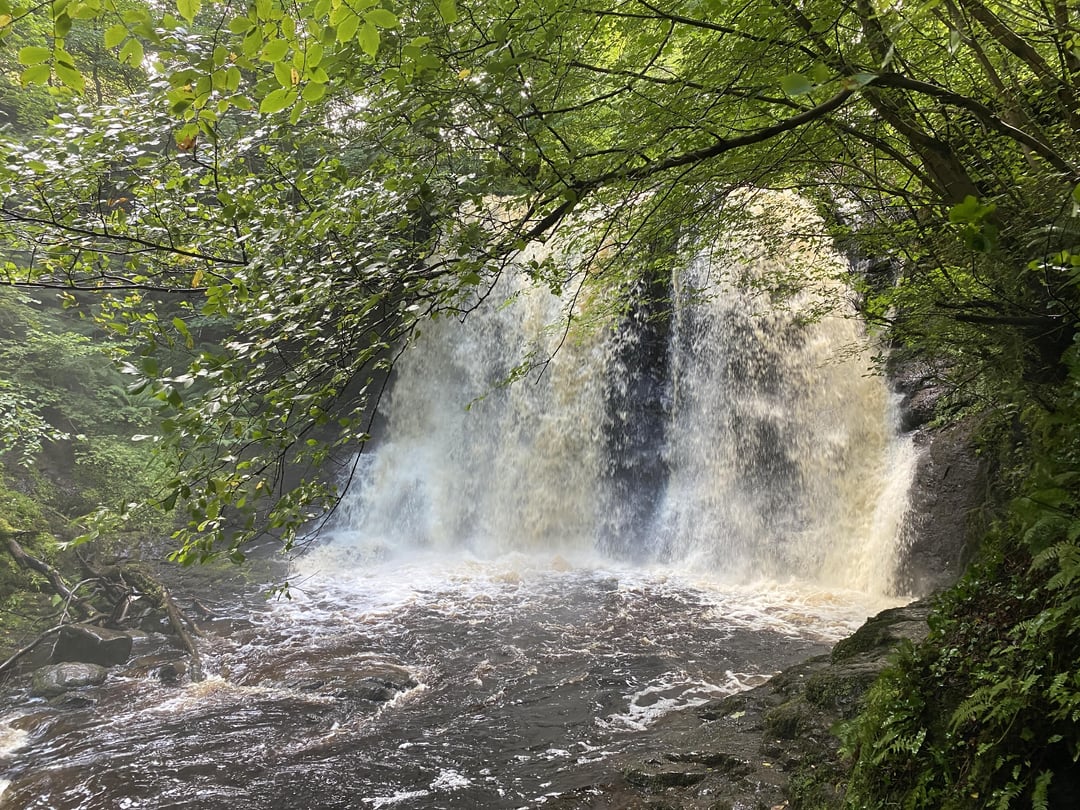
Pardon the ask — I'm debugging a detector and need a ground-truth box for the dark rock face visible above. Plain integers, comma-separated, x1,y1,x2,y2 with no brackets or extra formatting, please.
891,360,946,433
895,418,987,596
600,273,673,559
31,662,108,697
52,623,134,667
557,601,931,810
883,357,988,597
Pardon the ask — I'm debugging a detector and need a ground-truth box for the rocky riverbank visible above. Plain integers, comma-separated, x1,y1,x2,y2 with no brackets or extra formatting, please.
548,599,933,810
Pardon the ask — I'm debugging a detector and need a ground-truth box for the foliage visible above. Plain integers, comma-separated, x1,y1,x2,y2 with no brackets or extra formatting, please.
843,349,1080,807
0,469,63,657
0,0,143,132
0,0,1076,565
0,289,164,523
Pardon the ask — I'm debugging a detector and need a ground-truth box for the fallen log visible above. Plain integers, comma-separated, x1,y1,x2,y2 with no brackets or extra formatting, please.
2,534,94,620
3,537,205,682
93,564,205,682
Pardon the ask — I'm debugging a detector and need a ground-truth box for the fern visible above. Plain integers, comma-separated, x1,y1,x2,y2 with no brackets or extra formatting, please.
1030,770,1053,810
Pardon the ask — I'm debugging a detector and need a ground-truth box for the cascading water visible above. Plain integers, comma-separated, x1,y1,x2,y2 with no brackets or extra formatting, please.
315,194,915,596
656,210,915,592
0,196,921,810
325,264,614,560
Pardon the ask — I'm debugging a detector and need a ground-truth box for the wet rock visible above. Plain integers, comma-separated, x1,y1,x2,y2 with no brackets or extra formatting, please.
31,662,108,697
896,420,986,596
52,623,133,667
885,356,987,597
831,601,931,662
664,750,752,777
156,661,187,684
349,677,406,703
596,600,933,809
892,364,945,432
288,663,417,704
623,763,707,788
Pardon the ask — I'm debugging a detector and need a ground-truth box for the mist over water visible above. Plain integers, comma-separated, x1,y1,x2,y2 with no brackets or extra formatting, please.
314,195,915,596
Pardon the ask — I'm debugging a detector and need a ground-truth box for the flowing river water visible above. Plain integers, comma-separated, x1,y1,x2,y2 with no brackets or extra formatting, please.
0,198,918,808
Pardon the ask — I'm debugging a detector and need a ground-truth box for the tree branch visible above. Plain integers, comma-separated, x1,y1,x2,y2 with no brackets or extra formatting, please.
0,205,248,267
872,73,1080,180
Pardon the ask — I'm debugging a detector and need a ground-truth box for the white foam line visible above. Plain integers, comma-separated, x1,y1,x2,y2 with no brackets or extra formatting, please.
363,789,431,807
0,713,29,759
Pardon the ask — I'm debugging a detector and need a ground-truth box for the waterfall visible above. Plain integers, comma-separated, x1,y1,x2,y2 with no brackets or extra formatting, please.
328,270,615,559
655,195,915,593
319,197,916,596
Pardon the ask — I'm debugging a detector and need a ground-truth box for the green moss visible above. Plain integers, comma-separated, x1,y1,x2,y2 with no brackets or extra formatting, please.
788,759,846,810
764,697,813,740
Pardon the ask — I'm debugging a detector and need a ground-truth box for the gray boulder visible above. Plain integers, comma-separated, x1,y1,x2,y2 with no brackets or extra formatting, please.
31,662,108,697
52,623,134,667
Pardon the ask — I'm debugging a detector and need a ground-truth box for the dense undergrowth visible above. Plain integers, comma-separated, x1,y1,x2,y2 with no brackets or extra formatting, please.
0,289,168,658
842,367,1080,807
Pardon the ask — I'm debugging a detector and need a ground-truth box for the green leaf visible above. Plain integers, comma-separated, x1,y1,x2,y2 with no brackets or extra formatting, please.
69,2,100,19
781,73,814,96
18,45,51,66
274,60,293,87
365,8,397,28
20,63,51,85
242,26,263,57
949,194,995,224
104,23,128,48
301,80,327,101
329,4,349,25
261,37,289,61
336,12,359,42
162,490,179,511
177,0,199,22
809,62,831,84
119,36,144,66
259,86,296,113
358,21,379,56
438,0,457,24
845,72,878,88
54,12,72,36
122,7,150,23
289,98,305,124
55,61,85,92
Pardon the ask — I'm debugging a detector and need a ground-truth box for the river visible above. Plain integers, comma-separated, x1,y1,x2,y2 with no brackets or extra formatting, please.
0,196,916,808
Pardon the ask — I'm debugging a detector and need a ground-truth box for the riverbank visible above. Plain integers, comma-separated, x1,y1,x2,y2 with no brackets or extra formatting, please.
548,598,933,809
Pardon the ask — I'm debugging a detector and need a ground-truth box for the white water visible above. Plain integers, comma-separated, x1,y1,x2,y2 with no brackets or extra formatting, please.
307,193,916,598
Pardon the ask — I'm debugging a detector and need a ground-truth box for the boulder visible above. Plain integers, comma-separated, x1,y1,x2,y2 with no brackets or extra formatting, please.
31,662,108,697
287,662,418,704
52,624,133,667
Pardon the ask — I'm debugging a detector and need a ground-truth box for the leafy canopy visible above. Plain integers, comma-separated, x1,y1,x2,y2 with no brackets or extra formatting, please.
0,0,1078,564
